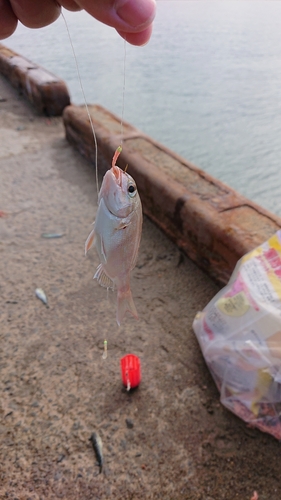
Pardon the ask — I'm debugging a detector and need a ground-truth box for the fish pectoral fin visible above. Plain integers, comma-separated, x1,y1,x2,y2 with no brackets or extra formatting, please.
85,227,95,255
100,236,107,262
116,220,131,231
94,264,114,290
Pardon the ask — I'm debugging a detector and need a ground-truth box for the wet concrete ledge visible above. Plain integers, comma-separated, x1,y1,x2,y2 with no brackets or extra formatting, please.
63,104,281,284
0,44,70,116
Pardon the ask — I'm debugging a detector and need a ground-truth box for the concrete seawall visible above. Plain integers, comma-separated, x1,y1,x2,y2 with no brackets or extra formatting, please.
1,42,280,284
0,44,70,116
63,104,281,284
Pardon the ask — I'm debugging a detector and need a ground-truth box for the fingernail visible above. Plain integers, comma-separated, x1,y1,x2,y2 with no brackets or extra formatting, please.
115,0,156,29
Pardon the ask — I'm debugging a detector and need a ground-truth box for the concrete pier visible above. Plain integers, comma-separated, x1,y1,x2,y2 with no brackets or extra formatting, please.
1,46,280,499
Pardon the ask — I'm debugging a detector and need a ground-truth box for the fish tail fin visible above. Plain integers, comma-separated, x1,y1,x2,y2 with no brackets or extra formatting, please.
117,289,138,326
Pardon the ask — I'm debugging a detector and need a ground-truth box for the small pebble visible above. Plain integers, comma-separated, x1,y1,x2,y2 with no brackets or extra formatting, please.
120,439,127,450
57,454,65,463
125,418,134,429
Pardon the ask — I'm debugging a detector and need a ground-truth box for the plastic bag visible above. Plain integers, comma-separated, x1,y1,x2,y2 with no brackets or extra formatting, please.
193,230,281,439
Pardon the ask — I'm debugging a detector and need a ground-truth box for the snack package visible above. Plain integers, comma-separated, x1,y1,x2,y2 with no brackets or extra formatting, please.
193,230,281,439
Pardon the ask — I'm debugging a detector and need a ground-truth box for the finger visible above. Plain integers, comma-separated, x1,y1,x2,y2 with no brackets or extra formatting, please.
0,0,18,39
117,24,153,46
77,0,156,34
59,0,82,12
9,0,61,28
114,0,156,30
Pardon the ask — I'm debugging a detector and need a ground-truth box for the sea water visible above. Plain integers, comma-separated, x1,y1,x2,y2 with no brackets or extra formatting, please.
6,1,281,215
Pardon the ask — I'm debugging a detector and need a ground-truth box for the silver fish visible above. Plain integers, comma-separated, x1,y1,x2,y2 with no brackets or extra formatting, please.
35,288,48,307
85,146,142,326
89,432,103,474
41,232,64,239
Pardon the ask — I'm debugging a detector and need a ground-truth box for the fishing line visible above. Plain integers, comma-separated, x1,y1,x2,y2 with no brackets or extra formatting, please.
120,37,127,144
62,11,130,357
60,10,99,195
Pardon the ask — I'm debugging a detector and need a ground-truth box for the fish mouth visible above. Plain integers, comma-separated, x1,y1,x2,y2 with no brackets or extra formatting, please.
112,164,121,185
111,145,122,186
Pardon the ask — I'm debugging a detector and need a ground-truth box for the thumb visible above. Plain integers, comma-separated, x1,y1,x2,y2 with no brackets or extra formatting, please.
74,0,156,44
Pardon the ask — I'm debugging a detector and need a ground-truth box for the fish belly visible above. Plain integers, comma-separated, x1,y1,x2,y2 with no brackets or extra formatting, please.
94,198,137,280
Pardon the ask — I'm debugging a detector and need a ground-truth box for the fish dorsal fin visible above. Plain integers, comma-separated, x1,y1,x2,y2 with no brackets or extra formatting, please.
94,264,114,290
85,226,95,255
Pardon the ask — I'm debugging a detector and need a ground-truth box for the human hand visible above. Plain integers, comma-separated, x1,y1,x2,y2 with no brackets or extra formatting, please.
0,0,156,46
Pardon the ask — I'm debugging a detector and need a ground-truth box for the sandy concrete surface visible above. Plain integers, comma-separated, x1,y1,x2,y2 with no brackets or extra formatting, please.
0,74,281,500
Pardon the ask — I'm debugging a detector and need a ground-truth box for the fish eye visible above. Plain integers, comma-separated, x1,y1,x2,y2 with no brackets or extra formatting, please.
128,183,137,197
